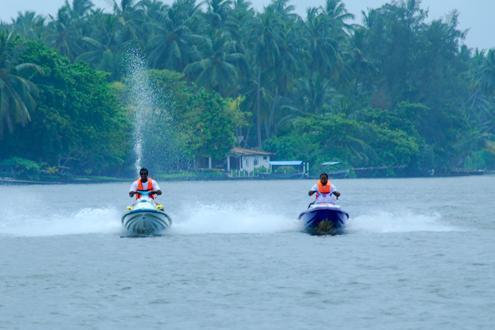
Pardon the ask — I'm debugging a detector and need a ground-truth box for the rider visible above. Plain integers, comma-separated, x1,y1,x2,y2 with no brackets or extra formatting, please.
129,167,162,199
308,172,341,204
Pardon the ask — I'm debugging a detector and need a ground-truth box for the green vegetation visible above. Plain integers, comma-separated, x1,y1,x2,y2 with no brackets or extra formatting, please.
1,0,495,179
0,37,130,177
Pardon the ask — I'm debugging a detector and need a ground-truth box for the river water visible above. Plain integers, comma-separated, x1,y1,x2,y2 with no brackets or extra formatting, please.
0,177,494,329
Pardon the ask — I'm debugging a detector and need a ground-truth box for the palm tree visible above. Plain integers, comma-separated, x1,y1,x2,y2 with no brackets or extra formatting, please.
184,31,246,96
70,0,94,19
206,0,233,31
225,0,255,86
267,0,298,21
467,50,495,135
77,12,122,78
320,0,355,82
45,0,97,60
322,0,354,35
0,32,41,135
138,0,168,23
148,0,203,71
224,0,255,46
11,11,46,40
112,0,144,48
294,74,336,114
478,50,495,96
304,7,339,76
47,5,84,60
249,10,283,146
247,2,300,146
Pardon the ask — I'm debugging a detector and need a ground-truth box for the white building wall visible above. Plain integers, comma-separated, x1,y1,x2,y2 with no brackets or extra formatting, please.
241,155,270,174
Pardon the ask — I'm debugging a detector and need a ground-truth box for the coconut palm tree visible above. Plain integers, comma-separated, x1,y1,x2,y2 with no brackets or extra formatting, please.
206,0,233,31
77,12,122,78
304,7,339,76
322,0,354,35
0,32,41,135
11,11,46,40
112,0,144,48
148,0,203,71
478,50,495,96
249,10,283,146
47,5,84,60
70,0,94,19
294,74,336,114
137,0,168,23
184,31,246,96
247,1,300,146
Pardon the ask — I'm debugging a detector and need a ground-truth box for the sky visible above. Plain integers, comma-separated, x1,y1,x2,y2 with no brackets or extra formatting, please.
1,0,493,49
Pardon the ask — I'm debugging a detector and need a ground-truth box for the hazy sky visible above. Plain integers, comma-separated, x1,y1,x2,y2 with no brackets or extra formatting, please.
1,0,493,49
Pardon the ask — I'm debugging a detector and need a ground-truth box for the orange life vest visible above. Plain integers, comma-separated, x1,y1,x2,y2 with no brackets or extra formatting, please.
136,178,155,199
317,180,331,194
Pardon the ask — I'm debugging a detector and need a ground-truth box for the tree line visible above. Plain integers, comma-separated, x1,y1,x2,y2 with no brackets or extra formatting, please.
1,0,494,178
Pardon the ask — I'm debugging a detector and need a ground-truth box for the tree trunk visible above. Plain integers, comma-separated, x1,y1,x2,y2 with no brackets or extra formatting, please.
265,87,279,140
256,68,262,147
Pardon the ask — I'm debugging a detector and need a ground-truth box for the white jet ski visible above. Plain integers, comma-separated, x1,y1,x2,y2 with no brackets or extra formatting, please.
121,190,172,236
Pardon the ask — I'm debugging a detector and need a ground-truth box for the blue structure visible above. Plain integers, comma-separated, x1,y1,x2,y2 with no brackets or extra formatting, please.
269,160,309,178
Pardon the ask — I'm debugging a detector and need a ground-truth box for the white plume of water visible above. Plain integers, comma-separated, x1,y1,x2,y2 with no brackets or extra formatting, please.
124,50,157,173
124,50,180,173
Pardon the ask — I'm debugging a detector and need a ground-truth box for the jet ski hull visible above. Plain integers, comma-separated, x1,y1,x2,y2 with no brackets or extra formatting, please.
121,209,172,236
298,204,349,235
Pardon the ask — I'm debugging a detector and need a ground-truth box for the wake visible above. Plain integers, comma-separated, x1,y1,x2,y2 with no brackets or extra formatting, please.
0,202,300,237
348,210,459,233
171,202,301,235
0,207,122,237
0,200,458,237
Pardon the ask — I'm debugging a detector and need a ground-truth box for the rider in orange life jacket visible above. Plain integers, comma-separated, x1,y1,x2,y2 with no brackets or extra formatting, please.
129,168,162,199
308,173,341,204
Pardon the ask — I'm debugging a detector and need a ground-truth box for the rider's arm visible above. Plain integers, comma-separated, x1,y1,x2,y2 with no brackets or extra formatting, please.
308,184,318,196
150,181,162,195
129,182,137,197
331,184,340,199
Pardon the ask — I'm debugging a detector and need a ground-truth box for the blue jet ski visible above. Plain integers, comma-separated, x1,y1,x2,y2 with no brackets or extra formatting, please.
298,203,349,235
121,191,172,236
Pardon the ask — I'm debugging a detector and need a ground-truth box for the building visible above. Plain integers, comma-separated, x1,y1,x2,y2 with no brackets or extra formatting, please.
227,147,272,176
269,160,309,178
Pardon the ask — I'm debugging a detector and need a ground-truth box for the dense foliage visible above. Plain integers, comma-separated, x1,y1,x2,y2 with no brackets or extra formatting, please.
0,37,130,176
1,0,495,177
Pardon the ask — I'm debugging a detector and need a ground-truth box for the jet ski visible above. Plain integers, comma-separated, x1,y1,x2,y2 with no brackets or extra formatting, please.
121,190,172,236
298,203,349,235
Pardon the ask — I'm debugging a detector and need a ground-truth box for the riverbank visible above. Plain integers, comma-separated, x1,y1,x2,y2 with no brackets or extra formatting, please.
0,176,129,185
1,169,493,185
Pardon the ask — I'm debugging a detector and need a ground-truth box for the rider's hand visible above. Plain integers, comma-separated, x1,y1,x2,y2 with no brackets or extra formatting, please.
129,191,136,197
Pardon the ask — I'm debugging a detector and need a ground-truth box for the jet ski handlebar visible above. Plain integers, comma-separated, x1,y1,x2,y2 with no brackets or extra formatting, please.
136,190,153,196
